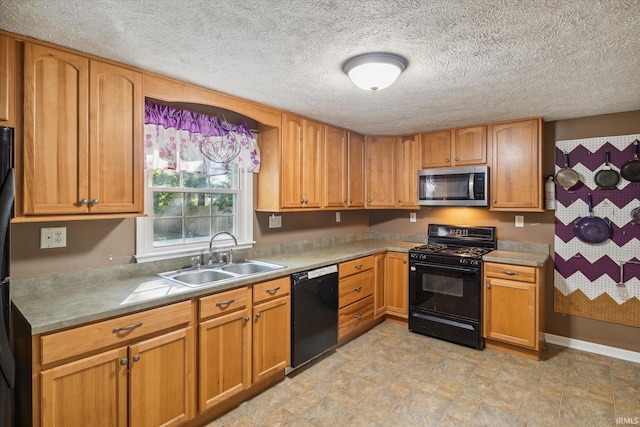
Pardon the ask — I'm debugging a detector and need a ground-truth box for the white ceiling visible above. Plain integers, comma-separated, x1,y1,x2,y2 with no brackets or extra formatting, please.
2,0,640,135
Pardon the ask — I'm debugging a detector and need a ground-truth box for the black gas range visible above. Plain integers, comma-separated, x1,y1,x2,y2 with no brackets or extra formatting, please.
408,224,496,350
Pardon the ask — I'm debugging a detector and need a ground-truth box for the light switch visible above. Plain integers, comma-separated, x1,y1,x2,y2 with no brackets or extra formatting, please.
515,216,524,228
268,215,282,228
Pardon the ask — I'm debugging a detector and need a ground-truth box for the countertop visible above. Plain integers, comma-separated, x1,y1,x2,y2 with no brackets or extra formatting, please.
13,240,416,335
483,250,550,267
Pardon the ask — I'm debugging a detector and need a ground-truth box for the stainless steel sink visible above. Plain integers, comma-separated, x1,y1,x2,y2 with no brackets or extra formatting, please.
158,260,286,287
220,260,285,275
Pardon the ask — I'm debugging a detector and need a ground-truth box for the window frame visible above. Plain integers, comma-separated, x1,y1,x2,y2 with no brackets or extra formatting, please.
135,166,254,262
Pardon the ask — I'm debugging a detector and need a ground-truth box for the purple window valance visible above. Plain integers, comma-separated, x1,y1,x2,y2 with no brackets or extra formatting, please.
143,100,260,174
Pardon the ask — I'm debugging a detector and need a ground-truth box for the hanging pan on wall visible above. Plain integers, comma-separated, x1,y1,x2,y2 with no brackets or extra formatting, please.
620,139,640,182
574,193,612,244
555,152,580,189
594,150,620,189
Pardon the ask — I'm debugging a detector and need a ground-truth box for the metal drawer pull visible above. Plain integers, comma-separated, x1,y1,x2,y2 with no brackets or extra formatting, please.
354,286,363,292
120,358,128,365
255,312,261,319
501,270,518,276
215,298,236,307
133,355,140,362
113,322,143,334
354,312,363,320
266,286,281,294
244,316,250,323
354,264,363,270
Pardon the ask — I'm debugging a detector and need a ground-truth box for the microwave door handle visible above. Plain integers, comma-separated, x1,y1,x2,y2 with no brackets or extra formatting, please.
468,173,475,200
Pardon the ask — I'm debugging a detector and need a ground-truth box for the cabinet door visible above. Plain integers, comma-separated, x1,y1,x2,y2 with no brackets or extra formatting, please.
281,115,323,209
490,119,542,211
453,126,486,166
41,347,128,427
385,252,408,318
280,114,304,208
420,130,451,168
23,43,89,215
373,253,387,318
199,309,251,410
347,132,365,208
253,296,290,383
323,124,347,208
129,327,194,427
301,118,323,208
0,35,16,125
395,136,419,208
484,277,536,348
89,60,142,213
365,136,397,207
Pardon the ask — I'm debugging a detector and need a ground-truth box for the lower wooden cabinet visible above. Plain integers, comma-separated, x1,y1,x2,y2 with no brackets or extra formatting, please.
373,253,386,319
483,262,545,360
39,304,194,427
252,278,290,383
385,252,408,319
198,287,251,411
338,256,376,342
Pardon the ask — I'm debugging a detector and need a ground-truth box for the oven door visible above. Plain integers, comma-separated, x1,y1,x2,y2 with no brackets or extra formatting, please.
409,260,481,321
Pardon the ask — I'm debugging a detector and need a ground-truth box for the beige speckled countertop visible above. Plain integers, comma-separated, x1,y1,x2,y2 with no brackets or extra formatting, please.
13,240,416,335
483,250,550,267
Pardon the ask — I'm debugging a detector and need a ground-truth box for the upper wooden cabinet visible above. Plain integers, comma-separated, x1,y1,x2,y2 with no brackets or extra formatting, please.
365,136,397,208
420,126,487,168
489,118,543,212
256,114,323,211
323,126,365,209
0,35,17,126
21,43,142,217
395,135,419,209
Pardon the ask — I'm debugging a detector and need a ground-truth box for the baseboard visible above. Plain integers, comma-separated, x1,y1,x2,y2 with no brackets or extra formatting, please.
545,333,640,363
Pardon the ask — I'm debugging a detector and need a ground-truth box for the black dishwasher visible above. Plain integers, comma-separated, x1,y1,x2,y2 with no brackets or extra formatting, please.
289,265,338,372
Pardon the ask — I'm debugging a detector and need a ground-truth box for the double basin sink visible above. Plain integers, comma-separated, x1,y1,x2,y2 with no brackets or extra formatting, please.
158,260,287,288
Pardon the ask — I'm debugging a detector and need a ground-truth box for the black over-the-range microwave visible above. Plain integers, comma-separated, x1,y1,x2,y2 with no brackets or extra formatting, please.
418,165,488,207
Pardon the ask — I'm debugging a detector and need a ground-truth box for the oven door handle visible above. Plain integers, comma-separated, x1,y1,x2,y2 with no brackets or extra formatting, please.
411,262,479,274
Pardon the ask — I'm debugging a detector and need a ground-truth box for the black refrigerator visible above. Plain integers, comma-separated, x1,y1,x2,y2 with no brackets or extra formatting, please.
0,127,15,426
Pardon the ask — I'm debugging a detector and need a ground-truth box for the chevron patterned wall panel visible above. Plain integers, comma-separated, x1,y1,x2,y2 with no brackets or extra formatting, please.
554,133,640,326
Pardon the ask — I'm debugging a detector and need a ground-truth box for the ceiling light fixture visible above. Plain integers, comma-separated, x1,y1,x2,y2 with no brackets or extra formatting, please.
343,52,408,92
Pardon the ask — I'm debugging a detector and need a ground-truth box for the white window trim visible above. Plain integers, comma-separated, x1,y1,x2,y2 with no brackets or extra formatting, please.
135,167,254,263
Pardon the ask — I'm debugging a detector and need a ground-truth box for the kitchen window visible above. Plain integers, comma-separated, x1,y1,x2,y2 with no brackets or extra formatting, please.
136,165,254,261
136,100,258,262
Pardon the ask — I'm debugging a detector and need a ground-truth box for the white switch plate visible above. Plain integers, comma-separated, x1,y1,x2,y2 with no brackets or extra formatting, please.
41,227,67,248
268,215,282,228
410,212,416,223
336,212,341,222
515,215,524,228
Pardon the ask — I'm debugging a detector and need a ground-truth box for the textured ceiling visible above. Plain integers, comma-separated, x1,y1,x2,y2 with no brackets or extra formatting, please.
1,0,640,135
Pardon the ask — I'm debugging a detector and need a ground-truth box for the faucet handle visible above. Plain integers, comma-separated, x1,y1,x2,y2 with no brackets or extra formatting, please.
191,255,202,269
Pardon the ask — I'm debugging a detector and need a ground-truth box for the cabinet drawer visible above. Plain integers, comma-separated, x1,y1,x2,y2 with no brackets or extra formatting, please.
485,263,536,283
339,256,374,278
253,277,290,304
338,296,374,339
41,300,192,366
339,270,374,308
199,286,249,320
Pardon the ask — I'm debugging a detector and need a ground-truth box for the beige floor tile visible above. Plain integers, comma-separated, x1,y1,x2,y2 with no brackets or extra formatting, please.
201,322,640,427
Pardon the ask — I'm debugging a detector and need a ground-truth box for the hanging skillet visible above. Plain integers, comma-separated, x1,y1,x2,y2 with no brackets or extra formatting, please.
555,152,580,190
574,194,612,244
594,150,620,189
620,139,640,182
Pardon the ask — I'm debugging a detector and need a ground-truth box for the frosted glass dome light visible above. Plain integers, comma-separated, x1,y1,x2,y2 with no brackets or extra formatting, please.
343,53,408,92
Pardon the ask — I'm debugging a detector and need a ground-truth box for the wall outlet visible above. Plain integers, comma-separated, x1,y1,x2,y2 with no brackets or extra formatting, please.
410,212,417,223
41,227,67,248
336,212,341,222
268,215,282,228
515,215,525,228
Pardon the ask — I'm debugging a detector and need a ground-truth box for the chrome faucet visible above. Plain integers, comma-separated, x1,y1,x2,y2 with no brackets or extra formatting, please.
208,231,238,265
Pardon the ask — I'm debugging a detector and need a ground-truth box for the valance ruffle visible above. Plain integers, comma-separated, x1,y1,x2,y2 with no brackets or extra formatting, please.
143,100,260,173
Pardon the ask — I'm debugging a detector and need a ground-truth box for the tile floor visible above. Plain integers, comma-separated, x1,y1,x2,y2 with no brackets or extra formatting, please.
207,322,640,426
